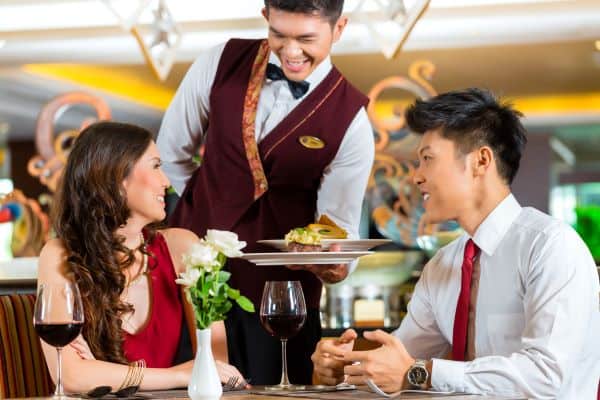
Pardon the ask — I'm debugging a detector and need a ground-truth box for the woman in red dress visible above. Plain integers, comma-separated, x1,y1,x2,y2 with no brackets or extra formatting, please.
37,121,244,393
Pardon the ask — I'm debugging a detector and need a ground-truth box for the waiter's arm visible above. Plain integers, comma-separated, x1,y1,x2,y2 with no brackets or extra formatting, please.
289,108,374,283
157,43,225,195
317,107,374,241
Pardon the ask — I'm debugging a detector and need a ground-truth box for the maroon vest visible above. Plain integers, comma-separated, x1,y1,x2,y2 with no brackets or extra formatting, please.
170,39,369,308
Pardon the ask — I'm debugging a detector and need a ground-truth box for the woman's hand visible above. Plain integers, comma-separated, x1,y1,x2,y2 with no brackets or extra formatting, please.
69,335,96,360
215,360,247,386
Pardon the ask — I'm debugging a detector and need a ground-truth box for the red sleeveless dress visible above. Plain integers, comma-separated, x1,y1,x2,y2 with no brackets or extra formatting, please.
122,231,184,367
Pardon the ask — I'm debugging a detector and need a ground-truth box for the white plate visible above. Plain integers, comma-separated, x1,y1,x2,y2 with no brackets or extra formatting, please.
240,251,373,266
257,239,391,252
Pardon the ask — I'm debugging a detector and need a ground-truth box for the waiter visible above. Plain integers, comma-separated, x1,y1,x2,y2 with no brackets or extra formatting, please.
157,0,374,385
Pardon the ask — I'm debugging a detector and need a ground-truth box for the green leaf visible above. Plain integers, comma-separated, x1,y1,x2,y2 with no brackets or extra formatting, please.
221,301,233,314
236,296,255,313
201,280,211,297
227,287,240,300
217,270,231,282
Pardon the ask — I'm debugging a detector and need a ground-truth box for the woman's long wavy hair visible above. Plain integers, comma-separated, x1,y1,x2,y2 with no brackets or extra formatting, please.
53,121,156,363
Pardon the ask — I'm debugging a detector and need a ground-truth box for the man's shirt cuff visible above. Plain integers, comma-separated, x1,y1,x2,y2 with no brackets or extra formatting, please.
431,358,465,393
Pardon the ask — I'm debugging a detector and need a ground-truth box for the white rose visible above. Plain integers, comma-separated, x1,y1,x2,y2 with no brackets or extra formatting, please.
205,229,246,258
175,266,201,287
183,242,220,271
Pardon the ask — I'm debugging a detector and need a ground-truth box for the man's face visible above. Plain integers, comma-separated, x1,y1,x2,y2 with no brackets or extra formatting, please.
262,7,346,82
413,130,476,224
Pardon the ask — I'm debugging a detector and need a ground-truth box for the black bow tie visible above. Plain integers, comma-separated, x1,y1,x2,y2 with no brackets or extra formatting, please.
266,63,310,99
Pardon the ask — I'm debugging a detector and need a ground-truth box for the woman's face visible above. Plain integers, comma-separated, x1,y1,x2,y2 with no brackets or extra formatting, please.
122,141,170,223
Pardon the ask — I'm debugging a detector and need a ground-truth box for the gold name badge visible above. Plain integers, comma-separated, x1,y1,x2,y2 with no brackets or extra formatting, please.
298,136,325,149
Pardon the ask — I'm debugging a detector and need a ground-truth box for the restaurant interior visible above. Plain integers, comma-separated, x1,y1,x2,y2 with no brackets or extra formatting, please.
0,0,599,398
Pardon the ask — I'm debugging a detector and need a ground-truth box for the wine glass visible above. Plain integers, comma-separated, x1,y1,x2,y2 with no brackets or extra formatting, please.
260,280,307,390
34,282,84,398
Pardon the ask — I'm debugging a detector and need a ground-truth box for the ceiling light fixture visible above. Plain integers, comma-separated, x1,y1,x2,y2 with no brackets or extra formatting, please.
102,0,151,30
352,0,430,59
131,0,181,81
103,0,181,81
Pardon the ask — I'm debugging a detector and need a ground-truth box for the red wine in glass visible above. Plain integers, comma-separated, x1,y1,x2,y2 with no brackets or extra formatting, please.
260,314,306,339
260,280,307,390
35,322,83,348
34,282,84,398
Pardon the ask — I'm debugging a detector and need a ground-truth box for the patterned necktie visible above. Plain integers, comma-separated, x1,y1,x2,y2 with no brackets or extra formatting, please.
452,238,480,361
266,63,310,99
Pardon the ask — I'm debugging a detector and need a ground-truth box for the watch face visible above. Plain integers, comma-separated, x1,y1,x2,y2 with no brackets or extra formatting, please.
408,365,428,385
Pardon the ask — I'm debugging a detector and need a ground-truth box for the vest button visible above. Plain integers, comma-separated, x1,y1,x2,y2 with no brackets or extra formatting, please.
259,182,267,190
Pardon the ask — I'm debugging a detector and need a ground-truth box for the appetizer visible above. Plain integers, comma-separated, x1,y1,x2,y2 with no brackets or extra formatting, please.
284,228,322,252
284,215,347,252
306,214,348,239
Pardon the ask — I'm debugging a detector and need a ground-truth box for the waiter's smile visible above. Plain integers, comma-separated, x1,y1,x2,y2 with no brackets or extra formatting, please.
282,57,310,75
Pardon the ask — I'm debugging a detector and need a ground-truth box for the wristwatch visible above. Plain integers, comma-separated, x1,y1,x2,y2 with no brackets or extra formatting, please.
407,359,429,389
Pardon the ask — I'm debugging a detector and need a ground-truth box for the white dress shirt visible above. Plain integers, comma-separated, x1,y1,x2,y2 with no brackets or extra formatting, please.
395,194,600,399
157,42,375,240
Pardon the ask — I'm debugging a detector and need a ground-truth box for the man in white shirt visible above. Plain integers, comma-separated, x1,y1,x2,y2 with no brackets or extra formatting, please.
312,88,600,399
157,0,374,385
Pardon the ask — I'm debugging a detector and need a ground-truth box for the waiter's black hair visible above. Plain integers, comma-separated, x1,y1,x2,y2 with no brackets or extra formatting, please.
405,88,527,185
264,0,344,24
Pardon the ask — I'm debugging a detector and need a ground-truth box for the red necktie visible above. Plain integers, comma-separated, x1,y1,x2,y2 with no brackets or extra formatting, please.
452,238,480,361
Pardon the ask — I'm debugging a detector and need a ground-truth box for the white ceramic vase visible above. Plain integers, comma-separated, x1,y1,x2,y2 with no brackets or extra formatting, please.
188,328,222,400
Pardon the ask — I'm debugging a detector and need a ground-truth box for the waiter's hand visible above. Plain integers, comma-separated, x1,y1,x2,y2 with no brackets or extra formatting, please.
343,330,415,393
285,244,349,283
312,328,357,385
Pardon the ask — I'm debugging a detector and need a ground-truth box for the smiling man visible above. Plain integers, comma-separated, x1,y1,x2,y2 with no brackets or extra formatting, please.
311,88,600,399
157,0,374,385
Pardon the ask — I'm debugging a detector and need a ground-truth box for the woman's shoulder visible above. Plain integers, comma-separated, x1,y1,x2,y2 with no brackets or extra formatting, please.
39,238,67,260
38,238,70,283
156,228,200,272
158,227,200,245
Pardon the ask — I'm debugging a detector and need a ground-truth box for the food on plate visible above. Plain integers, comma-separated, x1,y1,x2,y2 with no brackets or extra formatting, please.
284,228,322,252
307,215,348,239
283,215,347,252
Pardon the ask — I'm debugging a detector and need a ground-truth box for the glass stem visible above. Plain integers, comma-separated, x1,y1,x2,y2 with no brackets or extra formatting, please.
280,339,290,387
55,347,64,397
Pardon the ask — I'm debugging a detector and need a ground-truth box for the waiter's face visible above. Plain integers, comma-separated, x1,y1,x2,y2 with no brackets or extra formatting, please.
262,7,347,82
413,130,477,224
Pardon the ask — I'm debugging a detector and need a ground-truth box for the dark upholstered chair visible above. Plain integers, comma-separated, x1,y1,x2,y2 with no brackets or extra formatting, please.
0,293,53,398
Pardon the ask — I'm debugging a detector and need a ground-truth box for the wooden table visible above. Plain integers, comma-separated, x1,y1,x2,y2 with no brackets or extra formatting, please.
224,392,515,400
17,388,521,399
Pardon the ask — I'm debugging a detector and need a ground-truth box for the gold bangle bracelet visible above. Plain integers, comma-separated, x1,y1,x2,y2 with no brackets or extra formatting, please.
131,360,141,388
118,363,134,391
134,359,146,387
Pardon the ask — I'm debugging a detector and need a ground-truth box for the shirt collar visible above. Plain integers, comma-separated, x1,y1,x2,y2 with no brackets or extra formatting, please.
471,193,522,256
267,51,332,97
